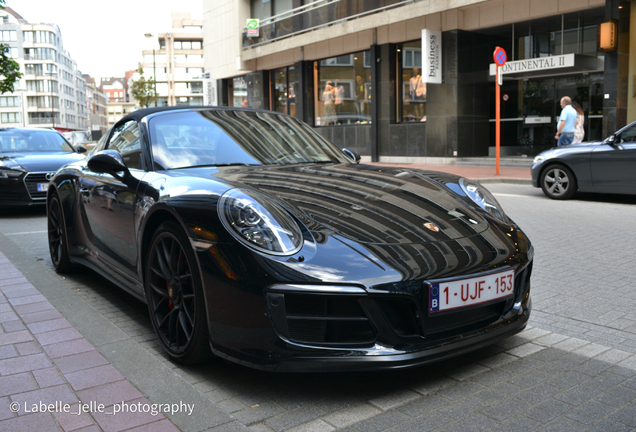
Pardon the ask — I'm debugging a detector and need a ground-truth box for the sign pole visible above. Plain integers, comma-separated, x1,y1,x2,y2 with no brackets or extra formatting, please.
496,66,500,176
492,47,507,177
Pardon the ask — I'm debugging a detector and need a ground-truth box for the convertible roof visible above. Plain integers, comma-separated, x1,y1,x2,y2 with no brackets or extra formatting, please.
117,106,270,124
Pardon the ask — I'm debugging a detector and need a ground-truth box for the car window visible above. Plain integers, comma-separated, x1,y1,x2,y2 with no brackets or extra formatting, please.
619,125,636,143
148,110,348,170
90,131,110,156
107,121,142,169
0,130,74,153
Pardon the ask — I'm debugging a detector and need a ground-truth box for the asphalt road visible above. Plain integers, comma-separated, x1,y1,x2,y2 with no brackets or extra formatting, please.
1,184,635,432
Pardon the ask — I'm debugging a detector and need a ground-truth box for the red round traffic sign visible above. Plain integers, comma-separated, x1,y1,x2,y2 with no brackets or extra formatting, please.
493,47,507,66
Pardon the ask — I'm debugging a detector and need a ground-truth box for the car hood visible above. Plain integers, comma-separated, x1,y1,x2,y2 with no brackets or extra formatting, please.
0,152,85,172
189,163,493,245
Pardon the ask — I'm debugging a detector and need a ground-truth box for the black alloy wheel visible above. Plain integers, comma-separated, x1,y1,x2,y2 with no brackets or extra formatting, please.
48,194,72,273
540,164,577,200
145,222,211,363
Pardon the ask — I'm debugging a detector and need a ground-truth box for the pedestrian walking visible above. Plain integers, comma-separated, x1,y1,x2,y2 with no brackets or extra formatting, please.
555,96,577,147
572,101,585,144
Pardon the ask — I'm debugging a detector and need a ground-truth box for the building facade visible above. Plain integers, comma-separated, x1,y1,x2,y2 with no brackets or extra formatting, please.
0,7,88,132
203,0,633,162
100,77,127,104
83,75,108,139
140,12,205,107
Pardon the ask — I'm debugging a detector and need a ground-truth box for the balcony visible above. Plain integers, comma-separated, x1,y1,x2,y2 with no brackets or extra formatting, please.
243,0,412,48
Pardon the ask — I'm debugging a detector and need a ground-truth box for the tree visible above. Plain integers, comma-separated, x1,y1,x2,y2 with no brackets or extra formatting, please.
131,68,158,108
0,0,22,94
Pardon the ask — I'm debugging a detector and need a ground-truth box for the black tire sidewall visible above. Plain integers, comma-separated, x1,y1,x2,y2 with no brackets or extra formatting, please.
145,221,211,363
48,192,72,273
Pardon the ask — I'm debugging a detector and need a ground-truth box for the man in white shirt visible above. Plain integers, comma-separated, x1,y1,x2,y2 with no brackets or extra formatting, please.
555,96,577,147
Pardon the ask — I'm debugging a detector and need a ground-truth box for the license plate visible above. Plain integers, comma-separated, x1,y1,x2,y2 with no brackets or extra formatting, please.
429,268,515,313
37,183,49,192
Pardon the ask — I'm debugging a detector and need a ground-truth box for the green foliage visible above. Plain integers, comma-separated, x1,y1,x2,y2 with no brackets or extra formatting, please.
131,68,158,108
0,1,23,94
0,46,22,95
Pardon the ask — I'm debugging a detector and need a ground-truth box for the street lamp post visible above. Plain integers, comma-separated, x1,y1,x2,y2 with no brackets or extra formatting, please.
144,33,157,107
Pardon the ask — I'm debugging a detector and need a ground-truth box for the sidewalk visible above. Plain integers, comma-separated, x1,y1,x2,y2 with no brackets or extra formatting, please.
368,161,533,185
0,251,179,432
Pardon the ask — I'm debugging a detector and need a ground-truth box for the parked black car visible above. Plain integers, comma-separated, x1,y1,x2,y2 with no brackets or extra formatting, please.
47,107,533,372
0,128,86,206
531,121,636,199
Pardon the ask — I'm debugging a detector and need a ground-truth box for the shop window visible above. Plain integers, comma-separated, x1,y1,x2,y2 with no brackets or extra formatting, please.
232,77,248,108
398,41,426,123
271,66,298,117
316,50,371,126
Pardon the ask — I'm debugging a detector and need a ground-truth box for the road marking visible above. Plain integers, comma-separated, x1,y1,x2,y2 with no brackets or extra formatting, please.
5,230,47,236
493,193,529,198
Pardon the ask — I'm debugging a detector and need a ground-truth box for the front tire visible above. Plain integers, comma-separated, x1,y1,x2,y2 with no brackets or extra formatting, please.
540,164,577,200
145,221,211,363
48,193,72,273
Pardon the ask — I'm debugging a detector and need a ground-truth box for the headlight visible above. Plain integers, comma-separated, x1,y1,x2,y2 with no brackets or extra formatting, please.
533,155,545,164
459,178,508,223
0,168,24,179
218,189,303,256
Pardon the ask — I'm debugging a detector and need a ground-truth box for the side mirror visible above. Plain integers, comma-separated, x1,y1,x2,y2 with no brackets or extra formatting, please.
75,144,87,154
608,134,618,145
342,148,361,164
88,150,130,179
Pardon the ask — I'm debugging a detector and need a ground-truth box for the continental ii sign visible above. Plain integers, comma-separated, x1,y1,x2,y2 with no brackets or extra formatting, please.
489,54,575,76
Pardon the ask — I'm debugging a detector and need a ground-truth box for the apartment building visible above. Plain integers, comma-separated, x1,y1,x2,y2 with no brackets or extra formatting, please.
140,12,204,107
0,7,88,132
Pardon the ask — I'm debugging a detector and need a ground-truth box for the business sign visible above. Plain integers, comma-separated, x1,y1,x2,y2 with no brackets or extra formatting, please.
422,29,442,84
203,78,217,106
246,19,259,38
489,54,575,76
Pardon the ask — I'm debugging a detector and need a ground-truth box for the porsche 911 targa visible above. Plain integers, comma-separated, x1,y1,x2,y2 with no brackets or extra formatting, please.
47,107,533,372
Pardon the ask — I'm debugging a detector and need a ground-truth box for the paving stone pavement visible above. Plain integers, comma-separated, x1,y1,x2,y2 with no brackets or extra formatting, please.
0,251,180,432
1,181,636,432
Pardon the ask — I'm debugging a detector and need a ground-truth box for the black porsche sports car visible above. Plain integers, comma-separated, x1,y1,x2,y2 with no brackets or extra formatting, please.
531,120,636,199
0,128,86,206
47,107,533,372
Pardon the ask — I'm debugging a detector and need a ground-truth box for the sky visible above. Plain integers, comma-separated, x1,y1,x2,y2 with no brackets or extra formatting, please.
11,0,203,80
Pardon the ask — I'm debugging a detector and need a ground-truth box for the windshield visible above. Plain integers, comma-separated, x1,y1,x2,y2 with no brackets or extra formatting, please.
0,130,74,153
148,110,349,170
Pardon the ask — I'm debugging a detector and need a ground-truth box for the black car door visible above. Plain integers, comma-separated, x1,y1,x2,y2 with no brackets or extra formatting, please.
79,120,146,285
590,125,636,193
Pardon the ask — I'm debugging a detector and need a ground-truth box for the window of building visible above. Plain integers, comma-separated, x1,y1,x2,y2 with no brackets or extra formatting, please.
176,96,203,106
316,50,371,126
1,112,20,123
28,112,59,125
398,40,426,123
26,80,58,93
0,97,19,107
1,30,16,41
23,48,56,60
251,0,293,20
27,96,58,108
271,66,298,117
232,77,248,107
